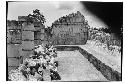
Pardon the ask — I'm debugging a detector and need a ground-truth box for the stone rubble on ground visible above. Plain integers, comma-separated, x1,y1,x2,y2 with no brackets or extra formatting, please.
9,44,61,81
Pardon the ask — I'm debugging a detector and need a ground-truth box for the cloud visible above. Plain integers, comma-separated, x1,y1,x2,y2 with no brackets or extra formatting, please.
58,3,73,10
7,1,107,28
52,1,76,10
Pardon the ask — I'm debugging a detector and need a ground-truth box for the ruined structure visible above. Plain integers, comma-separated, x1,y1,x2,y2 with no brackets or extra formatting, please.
51,11,89,45
7,16,45,72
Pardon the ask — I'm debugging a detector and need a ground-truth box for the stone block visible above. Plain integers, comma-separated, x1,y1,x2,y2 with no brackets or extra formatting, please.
8,58,21,66
7,44,22,57
41,29,45,33
22,41,34,50
7,37,21,44
22,31,34,40
22,22,35,31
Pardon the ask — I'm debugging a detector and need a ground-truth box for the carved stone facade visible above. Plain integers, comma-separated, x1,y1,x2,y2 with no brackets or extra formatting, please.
51,11,89,45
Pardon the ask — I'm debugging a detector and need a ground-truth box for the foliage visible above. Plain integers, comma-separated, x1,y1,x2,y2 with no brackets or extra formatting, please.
45,26,53,37
28,9,46,24
88,28,121,52
9,44,60,81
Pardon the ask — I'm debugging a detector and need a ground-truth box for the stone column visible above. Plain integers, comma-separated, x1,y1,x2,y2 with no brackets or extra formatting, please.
22,22,34,60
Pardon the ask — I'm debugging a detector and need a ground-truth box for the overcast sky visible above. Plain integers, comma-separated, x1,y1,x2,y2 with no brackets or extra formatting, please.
7,1,107,28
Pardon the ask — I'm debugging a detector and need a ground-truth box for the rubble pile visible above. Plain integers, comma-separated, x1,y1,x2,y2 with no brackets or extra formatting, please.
8,44,61,81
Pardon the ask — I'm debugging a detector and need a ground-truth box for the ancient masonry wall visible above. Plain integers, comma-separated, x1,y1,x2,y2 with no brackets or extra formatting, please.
7,21,22,72
51,11,89,45
7,20,45,72
21,22,34,60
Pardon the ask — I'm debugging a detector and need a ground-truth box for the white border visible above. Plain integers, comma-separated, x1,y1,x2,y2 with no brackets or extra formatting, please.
0,0,124,83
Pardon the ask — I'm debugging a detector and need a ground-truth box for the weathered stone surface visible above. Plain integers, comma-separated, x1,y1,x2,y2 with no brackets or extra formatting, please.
7,37,22,44
22,41,34,50
55,46,121,81
22,22,35,31
18,16,29,21
7,44,22,57
7,20,21,29
7,18,46,74
22,31,34,40
51,11,89,45
8,58,21,66
7,29,22,44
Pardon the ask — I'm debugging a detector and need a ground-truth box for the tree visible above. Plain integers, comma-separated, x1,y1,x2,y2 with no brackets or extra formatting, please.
45,26,52,37
28,9,46,24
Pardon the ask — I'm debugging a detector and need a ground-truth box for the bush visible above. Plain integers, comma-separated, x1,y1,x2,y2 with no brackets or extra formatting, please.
88,28,121,52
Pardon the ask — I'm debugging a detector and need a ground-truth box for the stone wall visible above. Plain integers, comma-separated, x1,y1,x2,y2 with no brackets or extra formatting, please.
7,20,45,72
55,46,121,81
51,11,89,45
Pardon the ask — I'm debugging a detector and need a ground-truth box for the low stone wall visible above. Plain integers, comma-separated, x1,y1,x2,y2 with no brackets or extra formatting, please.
55,46,121,81
55,46,79,51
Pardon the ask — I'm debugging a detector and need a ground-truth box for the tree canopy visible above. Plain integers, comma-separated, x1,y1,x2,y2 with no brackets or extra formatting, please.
28,9,46,24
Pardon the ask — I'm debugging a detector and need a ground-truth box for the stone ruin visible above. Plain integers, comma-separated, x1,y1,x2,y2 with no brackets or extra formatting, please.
7,16,46,72
51,11,89,45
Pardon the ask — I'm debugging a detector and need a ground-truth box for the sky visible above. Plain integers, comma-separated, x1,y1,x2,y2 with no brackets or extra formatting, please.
7,1,107,28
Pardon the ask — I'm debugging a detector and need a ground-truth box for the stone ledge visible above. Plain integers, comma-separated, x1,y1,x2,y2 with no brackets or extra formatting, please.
55,46,121,81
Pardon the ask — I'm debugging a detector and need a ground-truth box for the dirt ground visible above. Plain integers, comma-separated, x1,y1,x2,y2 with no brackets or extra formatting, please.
56,51,108,81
